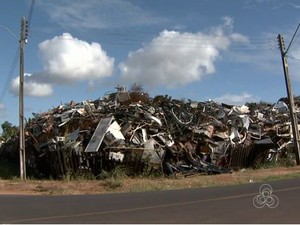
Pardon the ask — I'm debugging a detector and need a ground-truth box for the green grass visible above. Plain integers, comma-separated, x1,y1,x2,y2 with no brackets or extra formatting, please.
259,172,300,182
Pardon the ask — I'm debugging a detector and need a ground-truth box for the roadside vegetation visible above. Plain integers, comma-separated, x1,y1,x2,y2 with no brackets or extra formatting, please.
0,163,300,195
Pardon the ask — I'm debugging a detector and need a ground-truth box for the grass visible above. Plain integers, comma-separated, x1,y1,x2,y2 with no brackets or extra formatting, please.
103,178,123,189
260,171,300,182
1,165,300,195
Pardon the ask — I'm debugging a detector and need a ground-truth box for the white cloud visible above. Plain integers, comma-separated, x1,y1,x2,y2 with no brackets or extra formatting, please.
218,31,279,73
38,0,165,30
10,33,115,97
37,33,114,84
0,104,5,117
119,18,248,88
221,16,234,28
10,74,53,97
289,3,300,9
213,93,259,105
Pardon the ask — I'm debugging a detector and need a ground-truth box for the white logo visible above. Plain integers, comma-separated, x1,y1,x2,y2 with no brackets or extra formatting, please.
253,184,279,208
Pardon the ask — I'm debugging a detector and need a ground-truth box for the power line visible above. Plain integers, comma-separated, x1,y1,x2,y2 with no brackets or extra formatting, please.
27,0,35,26
285,23,300,55
0,48,19,103
0,25,18,41
288,55,300,61
0,0,35,104
26,0,35,41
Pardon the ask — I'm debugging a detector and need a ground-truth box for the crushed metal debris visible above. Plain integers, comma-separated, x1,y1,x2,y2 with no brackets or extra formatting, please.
1,86,299,179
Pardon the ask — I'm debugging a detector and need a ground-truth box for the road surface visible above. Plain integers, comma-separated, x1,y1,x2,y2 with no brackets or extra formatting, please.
0,178,299,223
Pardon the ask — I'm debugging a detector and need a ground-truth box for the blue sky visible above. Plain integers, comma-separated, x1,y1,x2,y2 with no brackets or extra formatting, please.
1,0,300,129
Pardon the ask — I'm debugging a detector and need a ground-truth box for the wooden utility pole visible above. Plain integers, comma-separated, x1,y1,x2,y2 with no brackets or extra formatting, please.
278,34,300,165
19,17,26,180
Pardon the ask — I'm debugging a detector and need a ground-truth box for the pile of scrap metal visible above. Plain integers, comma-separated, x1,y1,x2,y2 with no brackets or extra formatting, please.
4,86,299,179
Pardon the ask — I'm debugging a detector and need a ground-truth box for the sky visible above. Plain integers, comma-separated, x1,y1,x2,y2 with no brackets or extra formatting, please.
1,0,300,130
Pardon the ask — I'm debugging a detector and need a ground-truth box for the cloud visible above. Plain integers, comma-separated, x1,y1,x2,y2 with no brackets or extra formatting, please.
38,0,166,30
10,74,53,97
10,33,115,97
37,33,114,84
243,0,285,9
0,104,5,117
119,18,248,88
213,92,259,105
289,3,300,9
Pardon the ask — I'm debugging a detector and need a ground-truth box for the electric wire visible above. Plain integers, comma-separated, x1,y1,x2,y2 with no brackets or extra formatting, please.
285,23,300,54
0,0,283,107
65,30,279,50
97,29,279,50
287,55,300,61
0,0,35,104
26,0,35,42
0,48,19,104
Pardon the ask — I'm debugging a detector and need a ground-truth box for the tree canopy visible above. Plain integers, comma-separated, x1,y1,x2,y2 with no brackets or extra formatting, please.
1,121,18,142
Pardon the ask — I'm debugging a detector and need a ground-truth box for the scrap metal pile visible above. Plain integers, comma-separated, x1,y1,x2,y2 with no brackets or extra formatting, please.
9,86,299,178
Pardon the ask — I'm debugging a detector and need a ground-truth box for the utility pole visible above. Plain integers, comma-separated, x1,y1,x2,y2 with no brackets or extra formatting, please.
0,20,27,179
19,17,27,180
278,34,300,165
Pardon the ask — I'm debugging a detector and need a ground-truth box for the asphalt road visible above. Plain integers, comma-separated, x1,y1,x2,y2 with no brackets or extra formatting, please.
0,178,299,223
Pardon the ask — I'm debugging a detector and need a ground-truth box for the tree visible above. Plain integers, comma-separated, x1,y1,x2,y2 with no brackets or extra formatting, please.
1,121,18,142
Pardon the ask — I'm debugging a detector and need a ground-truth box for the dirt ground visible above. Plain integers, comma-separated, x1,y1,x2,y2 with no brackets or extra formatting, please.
1,166,300,195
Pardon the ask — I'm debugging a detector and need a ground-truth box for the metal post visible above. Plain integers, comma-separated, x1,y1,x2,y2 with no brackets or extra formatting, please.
278,34,300,165
19,17,26,180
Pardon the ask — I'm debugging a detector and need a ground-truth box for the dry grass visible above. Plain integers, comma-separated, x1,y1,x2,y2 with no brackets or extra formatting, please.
1,166,300,195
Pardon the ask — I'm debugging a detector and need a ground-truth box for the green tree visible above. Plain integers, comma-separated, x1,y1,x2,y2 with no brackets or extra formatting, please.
1,121,18,142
